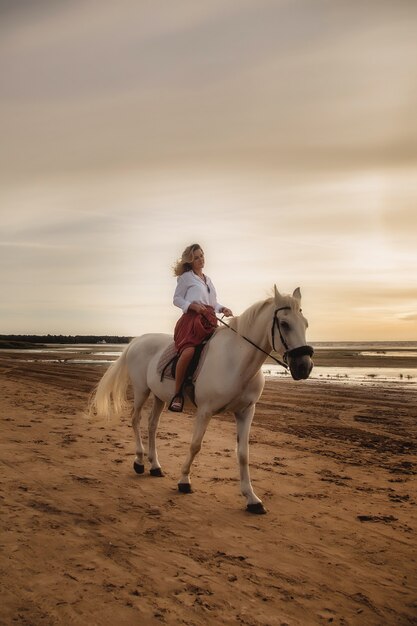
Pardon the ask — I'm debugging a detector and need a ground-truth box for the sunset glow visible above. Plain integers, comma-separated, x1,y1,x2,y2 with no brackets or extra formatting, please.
1,1,416,340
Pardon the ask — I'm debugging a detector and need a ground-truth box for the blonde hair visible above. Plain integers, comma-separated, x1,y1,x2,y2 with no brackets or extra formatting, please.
173,243,203,276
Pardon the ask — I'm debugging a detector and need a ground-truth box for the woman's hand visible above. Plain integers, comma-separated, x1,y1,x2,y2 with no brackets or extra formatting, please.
221,307,233,317
190,302,207,315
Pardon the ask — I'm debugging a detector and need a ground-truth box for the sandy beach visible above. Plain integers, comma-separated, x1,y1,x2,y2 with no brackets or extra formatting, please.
1,348,416,625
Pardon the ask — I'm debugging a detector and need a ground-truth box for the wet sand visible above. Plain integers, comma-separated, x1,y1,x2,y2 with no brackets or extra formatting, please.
1,349,416,625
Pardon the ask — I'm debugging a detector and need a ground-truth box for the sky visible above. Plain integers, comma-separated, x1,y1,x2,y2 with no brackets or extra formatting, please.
1,0,416,341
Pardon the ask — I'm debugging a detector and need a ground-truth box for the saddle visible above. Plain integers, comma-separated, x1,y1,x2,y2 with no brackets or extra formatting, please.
157,340,210,403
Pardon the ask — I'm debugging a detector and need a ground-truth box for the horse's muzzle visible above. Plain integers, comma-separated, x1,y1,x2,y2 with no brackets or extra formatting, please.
285,345,314,380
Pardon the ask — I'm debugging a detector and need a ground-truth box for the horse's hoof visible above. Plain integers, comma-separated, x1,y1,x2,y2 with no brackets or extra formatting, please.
133,462,145,474
178,483,192,494
246,502,267,515
150,467,164,477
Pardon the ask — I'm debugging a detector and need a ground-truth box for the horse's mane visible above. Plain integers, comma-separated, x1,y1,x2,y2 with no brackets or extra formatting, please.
227,294,299,336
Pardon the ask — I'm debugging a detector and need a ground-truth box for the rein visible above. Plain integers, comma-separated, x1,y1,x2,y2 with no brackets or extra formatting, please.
216,316,289,370
217,306,314,371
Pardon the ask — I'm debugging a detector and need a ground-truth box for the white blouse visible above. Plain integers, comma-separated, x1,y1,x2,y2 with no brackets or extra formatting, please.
173,271,224,314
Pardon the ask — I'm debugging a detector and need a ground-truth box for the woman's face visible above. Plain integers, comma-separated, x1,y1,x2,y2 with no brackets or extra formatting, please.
191,248,204,272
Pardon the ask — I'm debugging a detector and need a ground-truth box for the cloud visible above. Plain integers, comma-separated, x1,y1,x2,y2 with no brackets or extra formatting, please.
0,1,416,338
398,313,417,322
1,0,417,181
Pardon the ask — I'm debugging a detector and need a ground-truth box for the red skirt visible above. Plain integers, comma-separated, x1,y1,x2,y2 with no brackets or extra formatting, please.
174,306,217,354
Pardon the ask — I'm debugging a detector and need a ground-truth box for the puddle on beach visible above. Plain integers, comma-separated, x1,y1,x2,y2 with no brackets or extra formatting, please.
262,364,416,385
360,350,417,358
25,359,115,365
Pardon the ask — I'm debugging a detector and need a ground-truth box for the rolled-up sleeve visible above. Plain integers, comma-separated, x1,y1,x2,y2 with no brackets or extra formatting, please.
173,275,191,313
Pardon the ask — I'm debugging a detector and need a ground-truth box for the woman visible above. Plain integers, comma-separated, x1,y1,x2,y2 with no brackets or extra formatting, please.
168,243,233,412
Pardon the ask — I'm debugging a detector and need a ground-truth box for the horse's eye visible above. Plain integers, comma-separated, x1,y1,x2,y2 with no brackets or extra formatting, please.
281,321,290,331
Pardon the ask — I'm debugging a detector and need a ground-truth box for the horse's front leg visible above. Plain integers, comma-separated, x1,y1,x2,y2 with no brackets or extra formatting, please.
178,411,212,494
235,404,266,514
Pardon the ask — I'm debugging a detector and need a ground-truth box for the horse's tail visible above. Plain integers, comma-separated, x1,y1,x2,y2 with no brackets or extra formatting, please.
88,345,130,419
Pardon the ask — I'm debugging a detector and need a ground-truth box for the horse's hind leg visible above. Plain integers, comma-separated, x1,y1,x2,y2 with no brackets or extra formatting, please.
148,396,165,477
132,389,150,474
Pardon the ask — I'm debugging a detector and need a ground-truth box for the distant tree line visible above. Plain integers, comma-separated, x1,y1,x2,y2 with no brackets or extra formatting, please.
0,334,132,345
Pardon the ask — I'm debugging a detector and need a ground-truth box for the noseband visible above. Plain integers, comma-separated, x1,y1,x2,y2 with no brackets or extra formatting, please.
272,307,314,364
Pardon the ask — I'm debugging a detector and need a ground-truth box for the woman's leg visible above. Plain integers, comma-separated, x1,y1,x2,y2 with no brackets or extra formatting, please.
174,346,195,394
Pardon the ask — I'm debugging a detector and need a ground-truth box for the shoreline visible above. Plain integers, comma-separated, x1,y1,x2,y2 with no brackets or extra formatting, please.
1,346,416,393
1,344,417,370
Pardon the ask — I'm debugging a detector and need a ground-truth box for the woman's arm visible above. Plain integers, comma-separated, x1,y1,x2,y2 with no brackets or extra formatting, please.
173,274,192,313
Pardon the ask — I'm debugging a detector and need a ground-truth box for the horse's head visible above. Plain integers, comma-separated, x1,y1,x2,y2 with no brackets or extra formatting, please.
273,285,314,381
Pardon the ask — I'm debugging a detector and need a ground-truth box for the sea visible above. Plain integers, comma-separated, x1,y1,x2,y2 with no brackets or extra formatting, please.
5,341,417,387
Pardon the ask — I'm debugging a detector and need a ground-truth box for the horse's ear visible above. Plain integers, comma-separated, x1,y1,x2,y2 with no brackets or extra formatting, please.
274,284,281,304
292,287,301,301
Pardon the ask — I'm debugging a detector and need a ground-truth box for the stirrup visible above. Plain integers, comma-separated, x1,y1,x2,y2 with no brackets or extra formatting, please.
168,393,184,412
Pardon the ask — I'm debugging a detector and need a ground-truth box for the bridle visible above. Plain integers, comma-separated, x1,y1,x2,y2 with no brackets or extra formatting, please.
271,306,314,365
216,306,314,370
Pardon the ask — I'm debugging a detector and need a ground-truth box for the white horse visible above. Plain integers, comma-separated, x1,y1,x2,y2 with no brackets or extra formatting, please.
89,286,313,514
